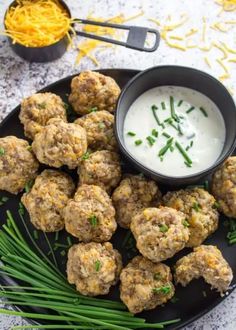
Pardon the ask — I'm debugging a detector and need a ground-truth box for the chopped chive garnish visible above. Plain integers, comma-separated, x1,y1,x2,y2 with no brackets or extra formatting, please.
213,201,220,209
182,219,190,227
89,215,98,227
178,100,183,107
192,202,202,212
175,141,192,165
164,117,172,123
81,151,90,160
152,129,158,138
146,136,156,146
55,231,59,241
67,236,72,246
24,179,34,193
170,96,179,122
54,243,68,248
186,146,190,151
63,102,69,110
95,260,101,272
38,102,46,109
98,122,106,129
0,196,8,206
170,146,174,152
33,230,39,240
159,224,169,233
171,296,179,303
0,147,5,156
177,124,183,136
186,106,195,114
154,272,162,280
158,138,173,157
135,139,143,146
200,107,208,117
88,106,98,112
204,180,209,191
60,250,66,257
162,132,171,138
151,105,165,128
127,131,136,137
190,140,194,147
161,102,166,110
18,202,25,216
184,161,192,167
153,285,171,294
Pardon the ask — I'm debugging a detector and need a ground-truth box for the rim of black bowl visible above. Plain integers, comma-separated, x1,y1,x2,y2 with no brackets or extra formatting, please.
4,0,72,49
115,65,236,180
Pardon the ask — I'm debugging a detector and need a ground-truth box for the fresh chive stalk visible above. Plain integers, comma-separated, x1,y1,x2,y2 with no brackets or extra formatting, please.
158,138,173,157
186,106,195,114
135,139,142,146
175,141,192,165
199,107,208,117
152,129,158,138
170,96,179,122
177,100,183,107
162,132,171,139
127,131,136,137
146,136,156,146
161,102,166,110
0,210,181,329
151,105,165,129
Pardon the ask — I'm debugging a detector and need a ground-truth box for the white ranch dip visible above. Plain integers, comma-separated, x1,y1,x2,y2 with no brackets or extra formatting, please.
123,86,225,177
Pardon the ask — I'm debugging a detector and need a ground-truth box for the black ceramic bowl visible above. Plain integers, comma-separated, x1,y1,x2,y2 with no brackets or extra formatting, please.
4,0,71,62
115,65,236,186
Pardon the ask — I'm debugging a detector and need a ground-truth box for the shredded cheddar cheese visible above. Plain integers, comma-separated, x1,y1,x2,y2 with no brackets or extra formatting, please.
215,0,236,11
4,0,73,47
204,56,212,68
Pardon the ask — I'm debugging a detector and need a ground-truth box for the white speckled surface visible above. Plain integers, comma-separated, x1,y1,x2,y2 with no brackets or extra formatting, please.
0,0,236,329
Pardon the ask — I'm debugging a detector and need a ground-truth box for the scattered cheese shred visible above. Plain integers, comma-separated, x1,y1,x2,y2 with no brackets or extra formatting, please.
3,0,72,47
212,42,228,59
228,58,236,63
204,56,212,68
220,42,236,54
215,0,236,11
216,58,230,78
185,28,198,37
202,17,207,42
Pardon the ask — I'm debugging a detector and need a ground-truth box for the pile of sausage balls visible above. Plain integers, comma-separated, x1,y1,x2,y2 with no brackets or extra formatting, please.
0,70,233,314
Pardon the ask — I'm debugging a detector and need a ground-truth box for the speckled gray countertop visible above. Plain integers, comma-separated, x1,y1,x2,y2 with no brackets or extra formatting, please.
0,0,236,329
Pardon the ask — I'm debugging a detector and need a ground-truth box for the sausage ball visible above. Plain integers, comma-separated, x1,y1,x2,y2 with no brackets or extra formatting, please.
21,170,75,232
19,93,67,139
67,242,122,296
131,207,189,263
64,184,117,242
212,157,236,218
174,245,233,294
163,188,219,247
32,119,87,169
112,175,162,229
0,136,39,194
78,150,121,194
74,110,117,151
120,256,175,314
68,71,121,115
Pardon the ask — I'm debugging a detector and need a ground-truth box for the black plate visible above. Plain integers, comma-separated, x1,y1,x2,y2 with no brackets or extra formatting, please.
0,69,235,330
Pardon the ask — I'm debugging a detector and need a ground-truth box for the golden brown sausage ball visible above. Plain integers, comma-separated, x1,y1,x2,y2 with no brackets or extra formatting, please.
74,110,117,151
163,188,219,247
174,245,233,294
68,71,121,115
19,93,67,139
78,150,121,194
131,207,189,263
212,157,236,218
64,184,117,242
120,256,175,314
67,242,122,296
21,170,75,232
0,136,39,194
112,175,162,228
32,119,87,169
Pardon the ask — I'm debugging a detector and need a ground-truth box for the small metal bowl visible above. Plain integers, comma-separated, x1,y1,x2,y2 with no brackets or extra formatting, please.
4,0,71,62
115,65,236,186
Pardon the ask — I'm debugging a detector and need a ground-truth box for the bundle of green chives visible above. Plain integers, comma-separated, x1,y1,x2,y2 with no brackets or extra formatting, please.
0,210,180,330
